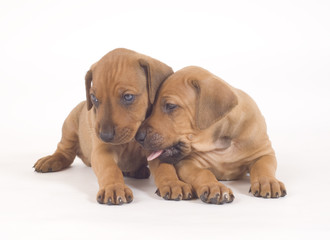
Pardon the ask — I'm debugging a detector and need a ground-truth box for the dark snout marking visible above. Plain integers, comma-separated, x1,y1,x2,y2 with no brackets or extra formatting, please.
135,125,164,149
135,127,147,145
100,130,115,142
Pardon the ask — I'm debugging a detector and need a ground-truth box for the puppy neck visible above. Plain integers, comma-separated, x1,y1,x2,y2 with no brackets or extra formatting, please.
190,98,247,153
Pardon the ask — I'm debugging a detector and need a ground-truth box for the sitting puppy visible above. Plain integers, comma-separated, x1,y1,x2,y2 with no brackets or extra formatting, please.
136,66,287,204
34,48,173,205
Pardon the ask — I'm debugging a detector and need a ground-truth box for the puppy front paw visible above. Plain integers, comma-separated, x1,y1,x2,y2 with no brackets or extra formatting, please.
156,180,194,201
195,182,234,204
34,153,71,173
97,184,133,205
250,176,287,198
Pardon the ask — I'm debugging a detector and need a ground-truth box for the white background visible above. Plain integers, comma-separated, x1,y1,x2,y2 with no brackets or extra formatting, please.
1,0,330,239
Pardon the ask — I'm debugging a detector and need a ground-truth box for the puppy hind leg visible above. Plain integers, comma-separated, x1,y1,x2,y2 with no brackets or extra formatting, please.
34,105,82,173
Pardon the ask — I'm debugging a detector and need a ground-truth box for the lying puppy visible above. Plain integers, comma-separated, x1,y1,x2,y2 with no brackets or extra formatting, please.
34,48,173,205
136,66,287,204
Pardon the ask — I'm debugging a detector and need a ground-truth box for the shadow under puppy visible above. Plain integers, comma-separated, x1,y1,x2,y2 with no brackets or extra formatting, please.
34,48,173,205
136,66,287,204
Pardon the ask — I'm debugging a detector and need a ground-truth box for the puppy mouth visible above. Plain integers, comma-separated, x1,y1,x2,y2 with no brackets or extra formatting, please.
147,142,188,164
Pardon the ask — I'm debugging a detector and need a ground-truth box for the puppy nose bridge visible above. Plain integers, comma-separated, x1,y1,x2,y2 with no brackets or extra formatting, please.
99,98,115,128
146,126,153,134
99,114,116,143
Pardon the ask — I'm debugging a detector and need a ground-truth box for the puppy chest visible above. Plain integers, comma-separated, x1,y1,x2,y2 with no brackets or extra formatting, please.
211,162,249,181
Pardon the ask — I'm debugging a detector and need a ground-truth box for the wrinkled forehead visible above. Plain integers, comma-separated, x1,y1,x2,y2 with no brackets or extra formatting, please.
158,73,196,105
92,57,146,90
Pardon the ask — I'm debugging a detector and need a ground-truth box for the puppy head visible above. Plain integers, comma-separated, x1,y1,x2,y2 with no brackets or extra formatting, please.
85,48,173,145
135,66,238,163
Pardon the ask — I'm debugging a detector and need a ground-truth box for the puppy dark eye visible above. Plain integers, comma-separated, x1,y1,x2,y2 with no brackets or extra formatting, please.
90,94,99,107
123,94,135,103
165,103,178,112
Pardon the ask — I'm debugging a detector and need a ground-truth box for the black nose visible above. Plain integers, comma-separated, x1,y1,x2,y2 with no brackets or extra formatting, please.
135,127,147,145
100,130,115,142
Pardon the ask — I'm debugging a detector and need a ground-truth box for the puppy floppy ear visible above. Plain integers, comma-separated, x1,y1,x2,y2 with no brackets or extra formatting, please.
139,58,173,104
190,78,238,130
85,70,93,110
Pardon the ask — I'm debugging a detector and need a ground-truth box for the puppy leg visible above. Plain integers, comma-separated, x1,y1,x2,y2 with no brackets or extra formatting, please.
34,104,83,173
249,155,287,198
176,160,234,204
150,159,194,200
92,147,133,205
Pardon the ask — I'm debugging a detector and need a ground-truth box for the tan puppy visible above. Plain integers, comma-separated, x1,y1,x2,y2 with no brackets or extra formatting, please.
136,66,287,204
34,48,173,205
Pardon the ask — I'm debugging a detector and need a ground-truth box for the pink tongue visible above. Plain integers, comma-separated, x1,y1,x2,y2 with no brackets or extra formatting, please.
147,150,164,161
